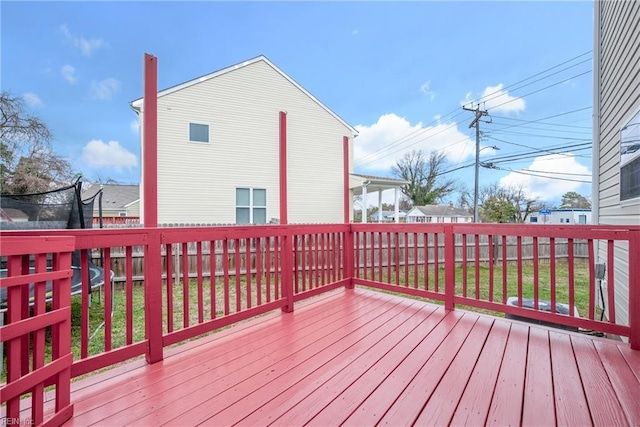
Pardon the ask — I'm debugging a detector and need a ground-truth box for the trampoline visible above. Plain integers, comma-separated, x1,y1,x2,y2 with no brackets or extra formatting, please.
0,179,112,310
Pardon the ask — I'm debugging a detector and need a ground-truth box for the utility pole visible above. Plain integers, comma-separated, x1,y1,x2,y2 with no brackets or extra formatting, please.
463,104,489,223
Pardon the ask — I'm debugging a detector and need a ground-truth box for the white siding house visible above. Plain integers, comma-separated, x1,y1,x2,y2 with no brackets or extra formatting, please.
131,56,357,225
527,209,592,225
406,205,473,224
593,0,640,329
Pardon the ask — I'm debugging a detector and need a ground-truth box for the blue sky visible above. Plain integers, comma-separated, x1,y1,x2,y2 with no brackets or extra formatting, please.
2,1,594,206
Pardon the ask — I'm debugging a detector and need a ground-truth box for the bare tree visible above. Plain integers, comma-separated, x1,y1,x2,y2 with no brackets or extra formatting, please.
391,150,455,206
1,91,73,193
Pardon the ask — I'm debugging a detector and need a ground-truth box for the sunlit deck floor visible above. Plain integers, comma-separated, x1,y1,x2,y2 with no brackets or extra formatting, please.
60,288,640,426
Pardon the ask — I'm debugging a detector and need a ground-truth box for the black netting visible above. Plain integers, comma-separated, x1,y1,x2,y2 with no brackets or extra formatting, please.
1,181,106,308
0,184,78,230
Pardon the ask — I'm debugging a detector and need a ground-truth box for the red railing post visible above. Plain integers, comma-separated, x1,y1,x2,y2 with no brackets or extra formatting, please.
282,229,294,313
144,230,164,362
444,224,455,311
345,225,355,289
629,230,640,350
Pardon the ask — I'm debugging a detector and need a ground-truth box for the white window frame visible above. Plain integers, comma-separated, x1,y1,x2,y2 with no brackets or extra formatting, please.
236,188,267,224
620,104,640,202
188,122,210,144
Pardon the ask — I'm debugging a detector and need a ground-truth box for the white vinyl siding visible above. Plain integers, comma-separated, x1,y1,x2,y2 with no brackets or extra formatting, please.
594,0,640,329
139,59,354,225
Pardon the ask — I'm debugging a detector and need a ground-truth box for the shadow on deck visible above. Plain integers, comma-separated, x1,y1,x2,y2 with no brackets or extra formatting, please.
56,288,640,426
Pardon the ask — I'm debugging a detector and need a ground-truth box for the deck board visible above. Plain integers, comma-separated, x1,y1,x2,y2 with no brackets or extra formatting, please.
549,330,592,426
448,319,511,426
522,327,555,426
55,287,640,427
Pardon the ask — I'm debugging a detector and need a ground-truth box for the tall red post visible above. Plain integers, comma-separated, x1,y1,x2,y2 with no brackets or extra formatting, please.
343,136,355,288
143,53,158,228
279,111,288,225
343,136,350,224
279,111,293,312
142,53,163,363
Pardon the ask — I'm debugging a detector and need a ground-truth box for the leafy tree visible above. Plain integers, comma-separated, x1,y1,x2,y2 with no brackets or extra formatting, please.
0,91,73,194
460,182,544,223
482,195,518,223
560,191,591,209
391,150,455,206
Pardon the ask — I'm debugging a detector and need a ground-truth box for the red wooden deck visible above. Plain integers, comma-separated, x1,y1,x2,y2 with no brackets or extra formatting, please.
55,288,639,426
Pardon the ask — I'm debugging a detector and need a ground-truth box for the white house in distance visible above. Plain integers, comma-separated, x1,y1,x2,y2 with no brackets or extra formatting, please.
593,0,640,330
131,55,357,225
527,208,592,225
406,204,473,223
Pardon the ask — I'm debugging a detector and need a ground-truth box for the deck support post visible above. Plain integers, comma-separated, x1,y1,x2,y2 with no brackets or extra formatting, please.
279,111,294,313
145,231,164,363
143,53,158,228
629,230,640,350
142,53,163,363
343,136,350,224
444,224,455,311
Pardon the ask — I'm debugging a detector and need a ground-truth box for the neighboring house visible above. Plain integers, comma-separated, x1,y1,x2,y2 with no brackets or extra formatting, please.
370,210,407,222
527,209,592,225
593,0,640,330
349,174,409,223
406,205,473,224
83,184,140,218
131,55,357,225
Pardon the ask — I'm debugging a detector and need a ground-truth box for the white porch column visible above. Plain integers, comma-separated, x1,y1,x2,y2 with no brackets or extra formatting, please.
394,187,400,223
362,184,368,223
377,190,383,223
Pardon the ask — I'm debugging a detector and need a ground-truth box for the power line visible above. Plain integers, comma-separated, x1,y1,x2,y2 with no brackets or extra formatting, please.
472,58,592,108
487,166,591,183
486,70,592,112
355,53,594,169
464,50,592,108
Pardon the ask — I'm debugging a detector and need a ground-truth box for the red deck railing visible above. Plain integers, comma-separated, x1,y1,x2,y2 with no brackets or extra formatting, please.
1,223,639,425
0,236,76,426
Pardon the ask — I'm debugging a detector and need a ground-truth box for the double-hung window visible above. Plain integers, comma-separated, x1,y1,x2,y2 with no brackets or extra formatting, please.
236,188,266,224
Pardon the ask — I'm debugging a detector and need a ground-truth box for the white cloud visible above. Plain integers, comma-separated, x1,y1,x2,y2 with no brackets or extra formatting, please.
419,81,436,101
60,24,107,56
23,92,44,108
354,113,475,171
61,64,77,84
81,140,137,169
89,78,121,100
130,120,140,134
499,154,591,200
463,83,525,114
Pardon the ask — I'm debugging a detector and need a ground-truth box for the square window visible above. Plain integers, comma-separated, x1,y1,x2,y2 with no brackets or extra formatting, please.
189,123,209,143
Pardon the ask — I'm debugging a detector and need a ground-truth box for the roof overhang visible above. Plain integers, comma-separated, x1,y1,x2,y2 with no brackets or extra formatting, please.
350,174,408,196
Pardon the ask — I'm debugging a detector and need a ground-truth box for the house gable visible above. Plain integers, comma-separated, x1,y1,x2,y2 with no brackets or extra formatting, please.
133,57,356,224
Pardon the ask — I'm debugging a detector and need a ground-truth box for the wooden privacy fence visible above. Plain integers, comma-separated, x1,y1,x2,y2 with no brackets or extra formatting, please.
96,233,591,284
